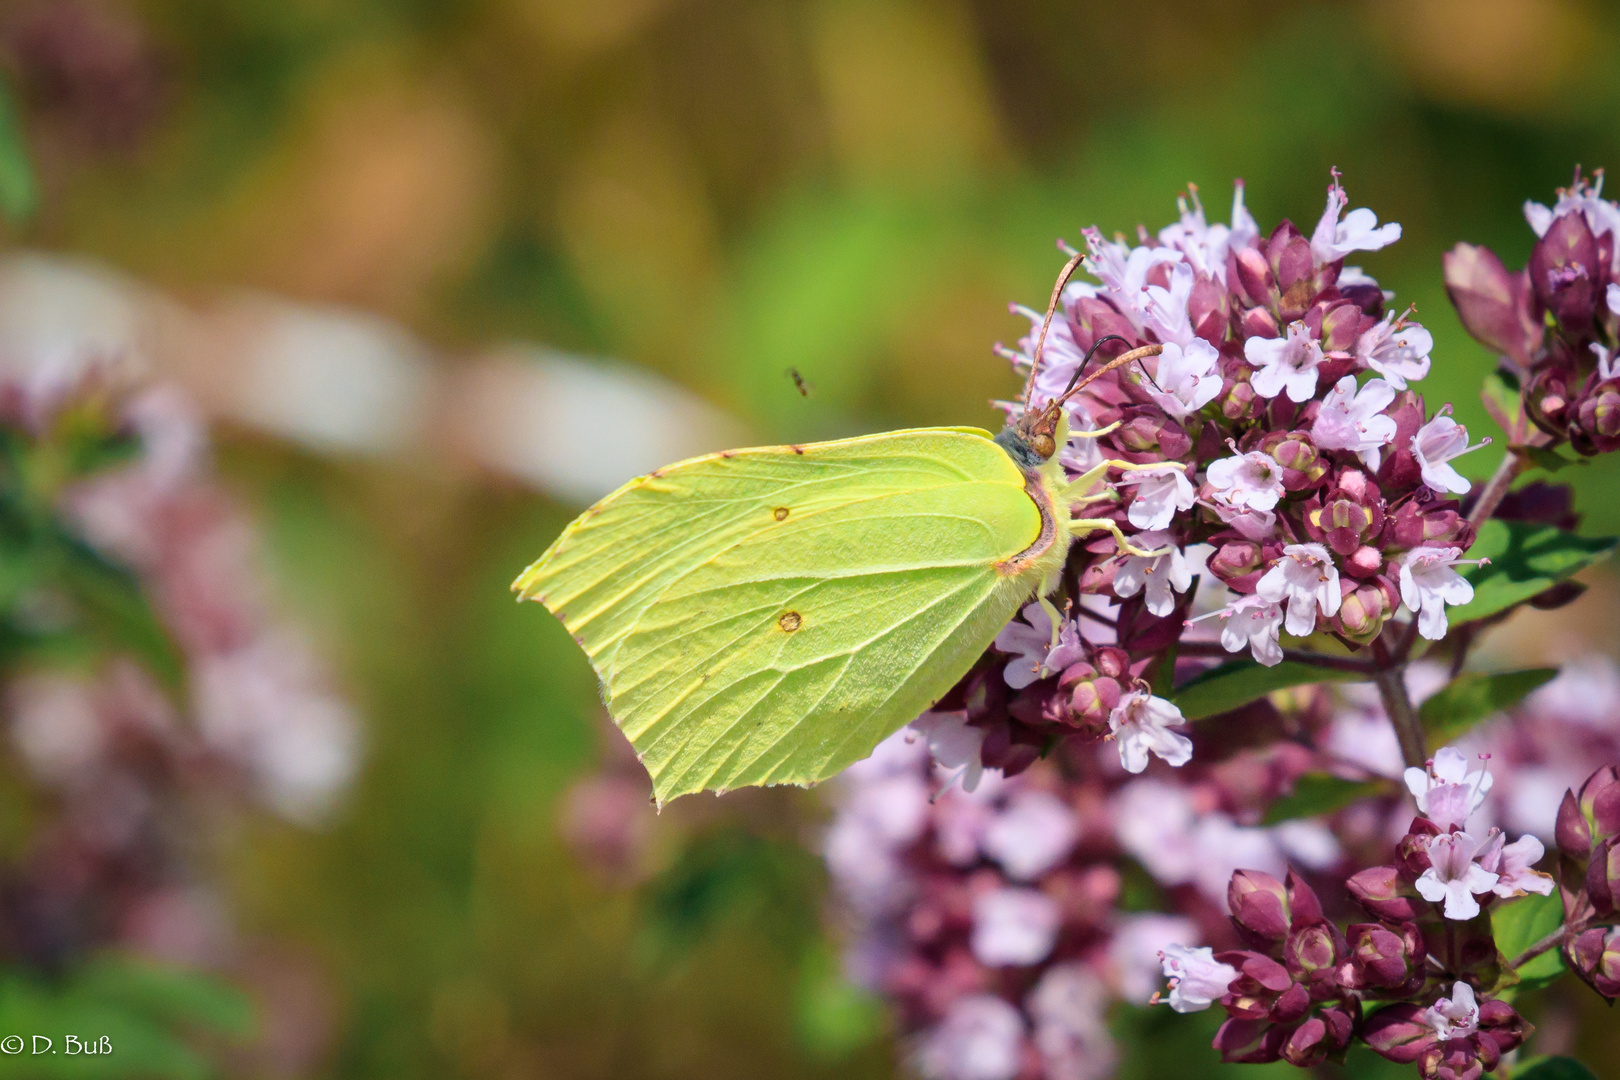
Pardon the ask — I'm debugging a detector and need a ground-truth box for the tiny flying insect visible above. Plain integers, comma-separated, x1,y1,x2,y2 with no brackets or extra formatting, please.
513,252,1168,805
785,367,812,396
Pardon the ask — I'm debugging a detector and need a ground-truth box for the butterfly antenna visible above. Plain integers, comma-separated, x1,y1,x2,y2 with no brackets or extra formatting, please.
1021,249,1089,410
1055,343,1166,409
1055,334,1131,402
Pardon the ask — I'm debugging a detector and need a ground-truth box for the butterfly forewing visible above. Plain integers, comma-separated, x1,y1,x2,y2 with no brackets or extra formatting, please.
513,427,1045,803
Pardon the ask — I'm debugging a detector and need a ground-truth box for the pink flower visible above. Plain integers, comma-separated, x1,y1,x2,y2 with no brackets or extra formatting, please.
1191,593,1284,667
1311,176,1402,264
972,886,1062,966
1415,831,1500,920
983,790,1080,881
1160,944,1239,1013
1108,691,1193,773
914,995,1025,1080
1356,313,1433,389
1140,260,1196,346
1206,448,1286,514
911,711,988,793
1027,964,1117,1080
1403,747,1493,830
1111,532,1191,618
994,602,1068,689
1411,413,1487,495
1256,543,1342,637
1311,375,1397,470
1397,547,1477,641
1117,465,1196,531
1476,830,1554,899
1245,321,1325,402
1422,981,1479,1040
1108,914,1200,1004
1143,339,1223,419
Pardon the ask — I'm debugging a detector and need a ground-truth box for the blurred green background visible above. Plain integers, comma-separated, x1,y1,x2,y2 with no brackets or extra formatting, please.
4,0,1620,1076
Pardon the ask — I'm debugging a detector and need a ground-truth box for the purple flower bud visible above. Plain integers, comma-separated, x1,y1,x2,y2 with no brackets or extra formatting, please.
1527,363,1576,434
1442,243,1542,371
1362,1003,1436,1064
1557,787,1593,860
1212,1017,1285,1065
1530,210,1601,333
1334,578,1396,644
1574,377,1620,455
1209,538,1265,589
1284,922,1341,984
1258,430,1327,491
1579,764,1620,847
1285,870,1325,929
1343,921,1421,991
1586,834,1620,918
1234,247,1278,311
1344,544,1384,578
1068,297,1138,355
1269,981,1311,1024
1279,1016,1328,1068
1188,273,1229,346
1385,500,1472,553
1346,864,1423,922
1114,405,1191,460
1239,305,1279,341
1216,357,1263,422
1375,389,1427,493
1303,472,1386,556
1228,869,1291,942
1397,817,1441,878
1570,925,1620,998
1268,226,1316,320
1279,1006,1353,1069
1058,663,1120,737
1475,997,1531,1056
1318,299,1365,354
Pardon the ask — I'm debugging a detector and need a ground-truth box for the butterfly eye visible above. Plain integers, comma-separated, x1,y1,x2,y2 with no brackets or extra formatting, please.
1031,433,1056,460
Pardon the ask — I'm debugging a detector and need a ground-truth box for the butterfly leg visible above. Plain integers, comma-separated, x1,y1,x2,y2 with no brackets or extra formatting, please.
1068,517,1175,559
1066,420,1122,439
1036,592,1064,651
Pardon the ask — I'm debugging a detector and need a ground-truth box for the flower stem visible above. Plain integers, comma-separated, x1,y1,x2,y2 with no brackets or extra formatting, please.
1373,661,1427,769
1467,448,1527,529
1509,926,1567,970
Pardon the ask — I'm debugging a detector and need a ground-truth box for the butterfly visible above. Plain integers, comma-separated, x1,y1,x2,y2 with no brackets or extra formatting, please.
513,252,1170,806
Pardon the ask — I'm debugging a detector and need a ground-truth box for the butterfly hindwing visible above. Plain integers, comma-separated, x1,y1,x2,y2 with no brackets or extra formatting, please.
514,427,1044,803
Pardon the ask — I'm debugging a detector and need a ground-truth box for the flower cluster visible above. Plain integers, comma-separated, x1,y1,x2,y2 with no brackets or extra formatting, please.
822,712,1348,1080
0,367,358,976
1446,168,1620,456
950,173,1492,789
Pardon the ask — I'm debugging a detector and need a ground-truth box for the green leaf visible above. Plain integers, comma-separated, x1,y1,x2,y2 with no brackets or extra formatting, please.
0,957,251,1079
1513,1057,1598,1080
1174,659,1365,721
1523,446,1583,474
1449,521,1617,626
1419,668,1558,750
0,79,34,224
1263,774,1389,825
1480,371,1524,435
77,956,253,1036
1492,891,1565,994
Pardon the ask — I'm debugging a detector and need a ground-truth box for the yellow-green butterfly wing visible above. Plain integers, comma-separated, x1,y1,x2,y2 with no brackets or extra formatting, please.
513,426,1057,804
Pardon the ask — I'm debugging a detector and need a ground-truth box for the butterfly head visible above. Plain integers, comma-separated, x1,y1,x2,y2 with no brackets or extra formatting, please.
996,402,1069,468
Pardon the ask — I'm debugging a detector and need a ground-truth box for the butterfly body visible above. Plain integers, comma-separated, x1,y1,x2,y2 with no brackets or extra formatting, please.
513,425,1077,805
